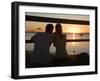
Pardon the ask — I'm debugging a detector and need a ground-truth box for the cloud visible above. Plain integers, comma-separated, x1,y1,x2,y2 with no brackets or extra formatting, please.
37,27,42,30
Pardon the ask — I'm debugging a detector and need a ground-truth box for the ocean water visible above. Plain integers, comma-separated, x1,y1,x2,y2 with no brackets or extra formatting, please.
25,33,89,55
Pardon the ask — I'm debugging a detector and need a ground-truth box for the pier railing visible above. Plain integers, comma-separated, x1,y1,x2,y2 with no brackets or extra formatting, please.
26,39,89,43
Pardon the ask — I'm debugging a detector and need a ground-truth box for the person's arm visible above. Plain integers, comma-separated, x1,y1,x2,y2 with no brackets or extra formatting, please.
31,34,37,43
31,36,34,42
31,34,38,43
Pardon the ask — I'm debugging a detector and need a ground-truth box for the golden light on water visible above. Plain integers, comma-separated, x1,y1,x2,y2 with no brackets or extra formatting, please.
72,42,76,45
72,33,75,39
72,33,76,45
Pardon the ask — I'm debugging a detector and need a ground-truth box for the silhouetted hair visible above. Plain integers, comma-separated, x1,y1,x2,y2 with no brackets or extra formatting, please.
55,23,63,38
45,24,54,33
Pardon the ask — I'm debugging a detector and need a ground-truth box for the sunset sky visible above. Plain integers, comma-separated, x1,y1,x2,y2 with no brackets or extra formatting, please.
25,21,89,33
25,12,89,33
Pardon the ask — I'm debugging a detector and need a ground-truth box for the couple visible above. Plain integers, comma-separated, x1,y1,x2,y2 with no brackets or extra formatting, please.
31,23,67,65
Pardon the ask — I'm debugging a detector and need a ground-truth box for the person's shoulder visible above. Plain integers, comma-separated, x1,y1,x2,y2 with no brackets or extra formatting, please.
63,33,66,36
38,32,51,37
36,32,44,36
52,32,56,36
45,33,53,35
62,34,66,39
45,33,54,39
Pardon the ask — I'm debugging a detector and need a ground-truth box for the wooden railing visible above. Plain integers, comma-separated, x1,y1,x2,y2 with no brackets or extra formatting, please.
26,15,89,25
26,39,89,43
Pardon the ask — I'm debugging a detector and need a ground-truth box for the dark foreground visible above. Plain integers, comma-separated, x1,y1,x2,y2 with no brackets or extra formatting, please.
26,51,89,68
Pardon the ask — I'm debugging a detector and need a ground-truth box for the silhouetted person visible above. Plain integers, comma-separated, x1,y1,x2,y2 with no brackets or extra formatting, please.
53,23,67,59
31,24,54,65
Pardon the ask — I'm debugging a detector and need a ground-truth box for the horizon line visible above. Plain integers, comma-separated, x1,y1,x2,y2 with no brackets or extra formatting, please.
25,32,89,34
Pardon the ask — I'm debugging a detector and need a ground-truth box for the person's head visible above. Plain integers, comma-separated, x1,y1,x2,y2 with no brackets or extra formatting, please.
55,23,63,38
55,23,62,34
45,24,54,33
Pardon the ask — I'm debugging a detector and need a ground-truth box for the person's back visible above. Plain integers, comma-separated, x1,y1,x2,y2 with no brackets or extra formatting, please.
31,24,54,65
54,34,66,59
53,23,67,59
31,33,53,64
34,33,52,49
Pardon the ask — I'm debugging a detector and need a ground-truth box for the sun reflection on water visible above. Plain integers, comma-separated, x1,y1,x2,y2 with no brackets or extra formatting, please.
72,33,76,46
